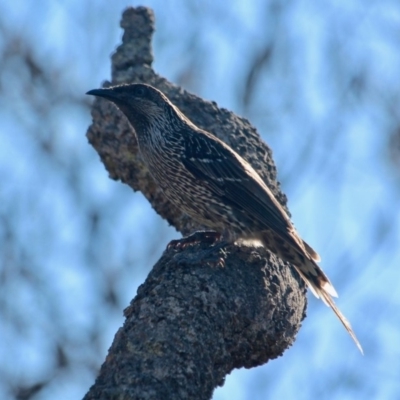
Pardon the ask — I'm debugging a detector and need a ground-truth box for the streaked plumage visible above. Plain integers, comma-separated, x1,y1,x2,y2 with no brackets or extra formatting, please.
87,83,362,353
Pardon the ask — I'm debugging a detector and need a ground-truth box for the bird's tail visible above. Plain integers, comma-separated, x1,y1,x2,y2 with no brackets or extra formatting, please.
261,229,362,352
293,258,363,354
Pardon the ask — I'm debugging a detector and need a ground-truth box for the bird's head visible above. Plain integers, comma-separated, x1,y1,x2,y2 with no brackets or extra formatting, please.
86,83,176,135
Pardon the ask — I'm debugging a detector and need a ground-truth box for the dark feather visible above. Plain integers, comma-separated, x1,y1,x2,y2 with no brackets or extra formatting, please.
181,129,298,242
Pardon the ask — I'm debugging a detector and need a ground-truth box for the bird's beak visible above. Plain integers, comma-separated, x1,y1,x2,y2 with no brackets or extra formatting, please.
86,88,119,101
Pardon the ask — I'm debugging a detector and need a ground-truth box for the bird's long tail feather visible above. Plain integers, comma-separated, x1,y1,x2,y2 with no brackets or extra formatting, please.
295,261,363,354
320,290,363,354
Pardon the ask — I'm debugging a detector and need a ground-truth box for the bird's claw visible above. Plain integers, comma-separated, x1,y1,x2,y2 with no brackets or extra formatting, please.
206,256,225,268
167,231,222,250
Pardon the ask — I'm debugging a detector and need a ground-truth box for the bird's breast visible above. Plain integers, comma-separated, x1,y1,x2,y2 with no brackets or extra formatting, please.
138,140,235,230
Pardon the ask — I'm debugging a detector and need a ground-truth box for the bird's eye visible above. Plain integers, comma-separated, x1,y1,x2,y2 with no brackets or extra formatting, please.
135,86,146,97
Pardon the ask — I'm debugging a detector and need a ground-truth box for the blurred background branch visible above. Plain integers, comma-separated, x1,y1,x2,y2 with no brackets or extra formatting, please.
1,1,400,400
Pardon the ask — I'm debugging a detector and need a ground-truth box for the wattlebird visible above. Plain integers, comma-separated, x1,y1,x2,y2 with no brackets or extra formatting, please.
87,83,362,353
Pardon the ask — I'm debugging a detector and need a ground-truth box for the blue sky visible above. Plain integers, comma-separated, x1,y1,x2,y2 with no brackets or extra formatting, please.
1,1,400,399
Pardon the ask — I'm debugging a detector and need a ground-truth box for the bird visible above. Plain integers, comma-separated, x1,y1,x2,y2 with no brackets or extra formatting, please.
86,83,363,353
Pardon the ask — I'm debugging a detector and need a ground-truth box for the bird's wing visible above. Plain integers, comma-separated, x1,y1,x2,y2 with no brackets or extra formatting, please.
181,129,299,243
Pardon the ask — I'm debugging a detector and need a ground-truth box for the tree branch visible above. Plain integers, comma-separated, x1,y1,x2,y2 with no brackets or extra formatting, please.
84,6,306,400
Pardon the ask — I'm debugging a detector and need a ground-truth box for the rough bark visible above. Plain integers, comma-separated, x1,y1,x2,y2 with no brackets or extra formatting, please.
84,6,306,400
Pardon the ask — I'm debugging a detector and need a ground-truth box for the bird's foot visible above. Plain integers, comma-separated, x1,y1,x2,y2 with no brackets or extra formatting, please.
205,254,226,268
167,231,222,250
204,241,228,268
